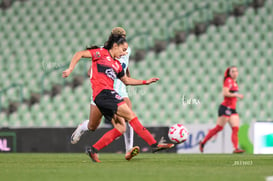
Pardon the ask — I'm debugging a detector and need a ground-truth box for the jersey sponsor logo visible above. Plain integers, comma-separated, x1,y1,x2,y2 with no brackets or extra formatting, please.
105,68,117,80
97,64,118,80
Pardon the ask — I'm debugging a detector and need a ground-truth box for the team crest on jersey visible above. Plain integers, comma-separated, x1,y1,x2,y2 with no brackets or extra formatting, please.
95,51,101,58
105,68,116,80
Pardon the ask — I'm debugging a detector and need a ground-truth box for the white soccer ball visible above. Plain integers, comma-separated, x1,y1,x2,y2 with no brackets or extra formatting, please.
168,123,189,143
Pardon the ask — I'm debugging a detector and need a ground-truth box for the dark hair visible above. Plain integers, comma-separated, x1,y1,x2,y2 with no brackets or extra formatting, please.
86,45,99,50
103,34,127,50
85,34,126,50
223,66,236,83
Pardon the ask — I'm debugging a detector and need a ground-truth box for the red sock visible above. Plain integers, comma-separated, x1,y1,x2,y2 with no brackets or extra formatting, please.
231,127,239,149
129,117,157,146
202,125,223,144
93,128,122,151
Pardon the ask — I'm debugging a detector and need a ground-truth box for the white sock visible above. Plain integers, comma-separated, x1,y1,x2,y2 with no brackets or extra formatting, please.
123,122,134,152
80,120,89,131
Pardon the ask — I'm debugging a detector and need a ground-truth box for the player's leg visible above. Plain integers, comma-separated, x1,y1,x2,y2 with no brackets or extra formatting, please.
111,115,126,133
87,104,103,131
122,97,138,159
229,113,244,153
111,115,139,160
122,98,133,152
113,114,139,160
124,123,139,160
88,90,173,162
116,103,174,152
199,105,229,152
201,116,228,144
124,122,134,152
71,104,102,144
88,115,126,163
87,91,127,162
115,80,134,152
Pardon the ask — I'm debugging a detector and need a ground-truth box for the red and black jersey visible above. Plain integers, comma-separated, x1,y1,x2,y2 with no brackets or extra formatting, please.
221,77,239,109
88,48,124,99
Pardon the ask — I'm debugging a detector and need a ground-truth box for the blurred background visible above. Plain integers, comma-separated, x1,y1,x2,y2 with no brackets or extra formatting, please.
0,0,272,153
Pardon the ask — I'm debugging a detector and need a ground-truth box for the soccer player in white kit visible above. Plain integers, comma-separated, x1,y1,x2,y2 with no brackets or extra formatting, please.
70,27,139,160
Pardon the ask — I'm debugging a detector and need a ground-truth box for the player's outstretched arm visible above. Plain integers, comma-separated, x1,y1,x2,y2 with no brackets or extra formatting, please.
120,75,159,86
62,50,92,78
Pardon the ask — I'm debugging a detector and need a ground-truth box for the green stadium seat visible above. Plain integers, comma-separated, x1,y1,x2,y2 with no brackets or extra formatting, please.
1,0,272,127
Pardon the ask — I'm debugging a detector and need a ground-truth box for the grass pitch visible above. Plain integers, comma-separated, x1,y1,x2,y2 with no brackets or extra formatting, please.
0,153,272,181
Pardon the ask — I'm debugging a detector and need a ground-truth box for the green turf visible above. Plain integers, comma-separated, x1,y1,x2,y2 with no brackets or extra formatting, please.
0,153,272,181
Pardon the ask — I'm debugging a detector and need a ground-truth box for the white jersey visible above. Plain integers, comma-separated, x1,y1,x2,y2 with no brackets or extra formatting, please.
113,46,131,98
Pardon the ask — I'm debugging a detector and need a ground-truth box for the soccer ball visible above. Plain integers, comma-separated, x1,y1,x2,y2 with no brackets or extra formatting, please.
168,124,189,143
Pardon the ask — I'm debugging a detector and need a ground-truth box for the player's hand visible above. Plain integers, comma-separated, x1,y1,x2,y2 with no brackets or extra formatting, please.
236,93,244,99
62,68,72,78
145,77,160,85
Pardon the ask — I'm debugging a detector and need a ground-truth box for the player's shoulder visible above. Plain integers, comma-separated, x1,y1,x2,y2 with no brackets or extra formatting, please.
223,77,233,88
98,47,108,54
89,47,106,54
225,77,233,83
90,48,111,61
98,48,112,58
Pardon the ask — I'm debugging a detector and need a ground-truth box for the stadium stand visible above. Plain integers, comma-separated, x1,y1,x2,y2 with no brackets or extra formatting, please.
0,0,271,127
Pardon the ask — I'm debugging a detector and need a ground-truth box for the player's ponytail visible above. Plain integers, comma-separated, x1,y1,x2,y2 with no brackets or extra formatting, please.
223,67,230,83
103,34,127,50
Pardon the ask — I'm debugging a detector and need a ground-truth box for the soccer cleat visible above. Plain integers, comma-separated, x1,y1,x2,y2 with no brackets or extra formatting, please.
86,147,101,163
152,143,174,153
233,148,245,154
199,141,204,153
125,146,140,161
70,124,85,144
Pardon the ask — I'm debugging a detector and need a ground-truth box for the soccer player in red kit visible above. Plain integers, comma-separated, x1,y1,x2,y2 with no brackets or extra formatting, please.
70,27,139,161
62,34,174,162
199,66,245,153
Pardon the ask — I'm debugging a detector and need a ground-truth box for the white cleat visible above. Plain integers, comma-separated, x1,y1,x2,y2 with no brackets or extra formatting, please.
70,125,85,144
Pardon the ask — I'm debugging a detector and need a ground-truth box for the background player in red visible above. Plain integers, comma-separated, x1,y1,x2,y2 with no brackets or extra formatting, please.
199,66,245,153
63,34,174,162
